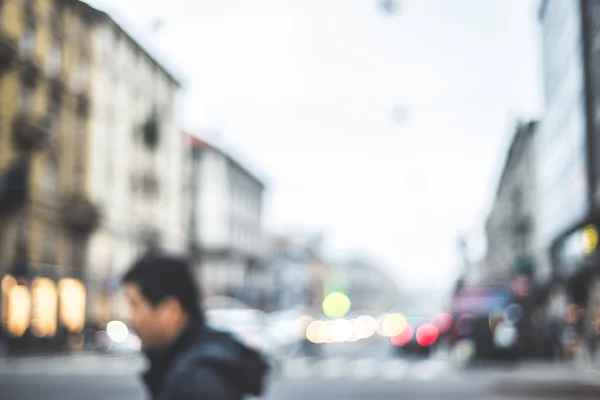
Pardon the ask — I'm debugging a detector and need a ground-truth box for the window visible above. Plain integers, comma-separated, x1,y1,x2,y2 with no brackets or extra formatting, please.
45,38,62,77
71,57,88,93
42,159,58,201
69,239,83,268
19,87,33,115
42,226,56,264
74,116,85,150
46,100,61,139
19,23,36,60
74,162,85,192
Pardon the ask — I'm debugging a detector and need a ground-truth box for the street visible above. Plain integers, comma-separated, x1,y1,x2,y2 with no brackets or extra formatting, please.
2,339,600,399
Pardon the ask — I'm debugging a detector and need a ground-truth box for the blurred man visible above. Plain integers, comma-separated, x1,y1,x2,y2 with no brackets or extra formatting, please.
122,254,269,400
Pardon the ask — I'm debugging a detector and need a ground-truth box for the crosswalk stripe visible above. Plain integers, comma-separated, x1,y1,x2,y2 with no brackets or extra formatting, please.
411,360,450,381
322,357,345,380
381,359,409,380
352,358,378,380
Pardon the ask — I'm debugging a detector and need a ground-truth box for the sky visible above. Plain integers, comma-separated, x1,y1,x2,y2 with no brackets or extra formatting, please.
88,0,543,293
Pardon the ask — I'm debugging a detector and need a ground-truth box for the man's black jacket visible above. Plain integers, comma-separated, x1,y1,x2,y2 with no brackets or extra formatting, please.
142,320,269,400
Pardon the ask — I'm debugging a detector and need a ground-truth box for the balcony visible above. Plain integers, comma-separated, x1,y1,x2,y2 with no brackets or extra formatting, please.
131,171,160,197
513,216,532,235
20,61,40,87
48,76,65,102
76,93,89,116
59,194,100,237
142,115,160,150
12,116,50,152
0,36,18,71
0,157,29,217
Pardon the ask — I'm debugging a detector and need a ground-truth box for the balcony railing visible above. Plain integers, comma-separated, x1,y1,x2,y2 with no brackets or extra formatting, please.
20,61,39,87
12,116,50,152
76,93,89,117
59,194,100,237
0,35,18,72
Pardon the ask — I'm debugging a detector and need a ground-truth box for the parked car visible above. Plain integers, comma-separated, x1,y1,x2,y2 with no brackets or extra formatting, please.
449,285,518,362
205,308,271,352
266,310,306,357
390,315,439,358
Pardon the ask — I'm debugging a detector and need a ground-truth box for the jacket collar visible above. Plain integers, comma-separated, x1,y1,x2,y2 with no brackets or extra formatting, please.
142,318,204,398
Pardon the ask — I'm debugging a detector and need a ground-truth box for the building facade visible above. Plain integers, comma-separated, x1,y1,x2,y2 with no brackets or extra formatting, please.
188,135,265,302
484,121,538,286
85,16,187,323
537,0,600,310
0,0,101,349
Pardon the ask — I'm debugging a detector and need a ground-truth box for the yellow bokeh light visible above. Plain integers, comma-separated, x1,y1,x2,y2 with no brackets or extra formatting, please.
321,321,333,343
1,275,17,328
306,320,325,344
582,225,598,255
7,285,31,337
358,315,377,339
1,275,17,294
348,319,366,342
31,278,57,338
322,292,351,318
376,313,389,336
382,313,407,337
58,278,86,333
329,319,353,343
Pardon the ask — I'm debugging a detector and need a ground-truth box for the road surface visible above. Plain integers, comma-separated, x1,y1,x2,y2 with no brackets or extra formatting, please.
1,339,599,399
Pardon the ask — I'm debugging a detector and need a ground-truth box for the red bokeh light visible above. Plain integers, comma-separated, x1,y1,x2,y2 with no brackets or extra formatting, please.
416,323,439,347
391,324,414,346
431,313,453,333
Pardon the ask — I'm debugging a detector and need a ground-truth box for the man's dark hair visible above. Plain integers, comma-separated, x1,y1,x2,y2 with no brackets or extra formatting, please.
122,254,203,321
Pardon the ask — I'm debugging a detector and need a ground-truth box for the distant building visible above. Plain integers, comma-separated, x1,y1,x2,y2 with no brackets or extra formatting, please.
483,121,538,286
266,233,327,312
188,135,266,303
339,260,402,313
86,9,188,323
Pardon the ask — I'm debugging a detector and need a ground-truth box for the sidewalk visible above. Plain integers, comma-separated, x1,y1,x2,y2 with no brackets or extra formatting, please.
488,361,600,397
0,351,145,376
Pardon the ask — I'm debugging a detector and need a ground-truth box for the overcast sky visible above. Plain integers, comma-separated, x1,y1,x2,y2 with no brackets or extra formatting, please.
88,0,543,293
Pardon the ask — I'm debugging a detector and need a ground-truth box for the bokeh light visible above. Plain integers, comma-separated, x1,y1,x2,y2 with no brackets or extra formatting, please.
329,319,353,343
382,313,407,337
582,224,598,255
391,324,414,346
58,278,86,333
6,285,31,337
376,313,389,336
106,320,129,343
493,321,518,348
348,319,366,342
504,304,523,324
322,292,351,318
31,278,57,338
358,315,377,338
416,323,439,347
431,313,452,333
306,320,324,344
319,321,332,343
451,339,475,363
